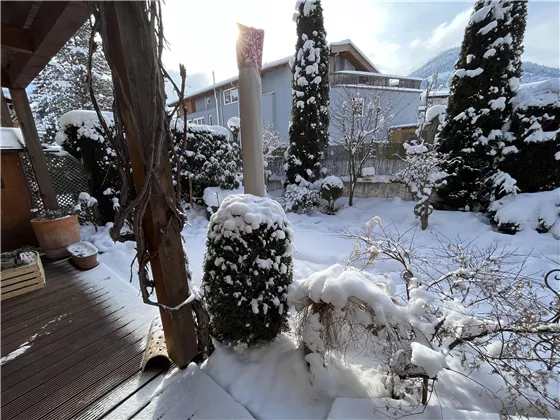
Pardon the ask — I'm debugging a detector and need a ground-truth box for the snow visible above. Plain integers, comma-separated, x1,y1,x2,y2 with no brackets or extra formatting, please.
80,196,560,418
425,104,446,123
361,167,376,177
489,188,560,236
488,96,506,110
469,5,492,24
67,241,98,257
56,110,114,144
137,364,254,419
327,398,543,420
227,116,240,130
0,127,25,150
477,20,498,35
319,175,344,189
455,68,484,78
0,339,34,365
410,342,446,377
483,48,496,59
512,78,560,110
202,186,245,210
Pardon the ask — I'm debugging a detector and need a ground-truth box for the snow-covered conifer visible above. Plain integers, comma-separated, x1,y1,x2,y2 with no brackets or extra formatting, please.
30,22,113,142
284,0,330,186
203,195,294,345
499,79,560,194
436,0,527,211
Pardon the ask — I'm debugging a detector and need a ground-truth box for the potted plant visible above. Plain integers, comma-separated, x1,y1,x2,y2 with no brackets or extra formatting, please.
30,208,81,260
30,192,98,260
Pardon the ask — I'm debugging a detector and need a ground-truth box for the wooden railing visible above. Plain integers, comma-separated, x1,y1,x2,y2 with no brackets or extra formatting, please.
329,72,422,90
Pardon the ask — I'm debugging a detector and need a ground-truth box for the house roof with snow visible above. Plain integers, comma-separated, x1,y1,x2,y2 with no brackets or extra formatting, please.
168,39,381,106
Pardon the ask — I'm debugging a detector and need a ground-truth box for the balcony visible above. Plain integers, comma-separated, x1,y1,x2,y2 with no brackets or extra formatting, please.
329,71,422,90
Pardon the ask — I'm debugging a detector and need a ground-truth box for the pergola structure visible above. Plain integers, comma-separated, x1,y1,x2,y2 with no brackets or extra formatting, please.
1,1,197,367
1,1,89,209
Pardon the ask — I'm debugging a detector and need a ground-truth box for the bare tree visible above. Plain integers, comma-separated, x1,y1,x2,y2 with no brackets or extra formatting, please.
330,86,413,206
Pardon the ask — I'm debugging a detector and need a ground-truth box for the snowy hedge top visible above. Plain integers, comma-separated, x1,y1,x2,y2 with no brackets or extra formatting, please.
55,110,114,145
0,127,25,150
170,118,228,138
319,175,344,190
512,78,560,111
209,194,294,241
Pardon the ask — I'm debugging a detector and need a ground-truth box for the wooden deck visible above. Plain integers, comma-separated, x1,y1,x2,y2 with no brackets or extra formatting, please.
1,259,166,420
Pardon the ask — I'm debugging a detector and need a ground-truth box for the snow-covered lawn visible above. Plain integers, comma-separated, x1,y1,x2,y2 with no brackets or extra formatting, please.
81,195,559,419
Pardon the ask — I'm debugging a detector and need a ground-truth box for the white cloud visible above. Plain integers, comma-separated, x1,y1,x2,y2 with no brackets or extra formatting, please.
424,8,471,50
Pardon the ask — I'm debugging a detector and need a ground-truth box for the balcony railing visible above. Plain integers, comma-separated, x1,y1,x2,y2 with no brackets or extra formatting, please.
329,72,422,90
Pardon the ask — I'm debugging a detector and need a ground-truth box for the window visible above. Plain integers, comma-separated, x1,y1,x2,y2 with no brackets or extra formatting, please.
223,87,239,105
205,97,211,110
193,117,205,125
208,114,213,125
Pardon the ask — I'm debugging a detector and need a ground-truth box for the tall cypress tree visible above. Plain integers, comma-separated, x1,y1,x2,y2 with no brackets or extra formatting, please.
30,22,113,142
436,0,527,211
284,0,330,186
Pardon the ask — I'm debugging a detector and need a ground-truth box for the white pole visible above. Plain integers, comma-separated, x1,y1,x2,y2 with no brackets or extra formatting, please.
236,24,265,197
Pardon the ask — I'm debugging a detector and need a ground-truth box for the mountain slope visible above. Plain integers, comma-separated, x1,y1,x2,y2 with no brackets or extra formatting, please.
410,47,560,89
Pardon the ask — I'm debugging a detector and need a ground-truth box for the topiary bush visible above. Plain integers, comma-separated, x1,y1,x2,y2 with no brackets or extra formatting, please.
170,120,241,201
203,194,294,346
319,175,344,214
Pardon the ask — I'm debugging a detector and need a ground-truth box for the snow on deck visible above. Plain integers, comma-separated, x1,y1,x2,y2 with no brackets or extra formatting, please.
132,364,254,419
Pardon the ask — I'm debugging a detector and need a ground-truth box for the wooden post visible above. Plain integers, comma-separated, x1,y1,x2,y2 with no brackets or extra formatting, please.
97,2,197,367
1,91,13,127
236,24,266,197
9,88,58,210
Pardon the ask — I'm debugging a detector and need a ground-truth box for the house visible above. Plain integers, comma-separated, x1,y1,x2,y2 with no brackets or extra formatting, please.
169,40,422,141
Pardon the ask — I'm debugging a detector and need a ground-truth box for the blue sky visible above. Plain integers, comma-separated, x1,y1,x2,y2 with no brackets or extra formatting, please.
161,1,559,94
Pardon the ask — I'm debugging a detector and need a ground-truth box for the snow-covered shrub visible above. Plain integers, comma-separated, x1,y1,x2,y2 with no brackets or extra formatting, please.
170,120,240,201
488,188,560,237
393,141,448,230
500,79,560,193
291,218,560,415
74,192,99,228
56,110,122,223
319,175,343,214
279,184,320,214
202,194,294,346
227,116,240,143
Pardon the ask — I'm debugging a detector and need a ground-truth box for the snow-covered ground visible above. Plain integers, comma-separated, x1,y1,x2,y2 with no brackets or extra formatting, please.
81,194,559,419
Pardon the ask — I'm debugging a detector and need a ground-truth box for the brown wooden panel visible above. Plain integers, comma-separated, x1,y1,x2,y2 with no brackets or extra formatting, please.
1,311,133,389
0,260,164,420
0,152,37,251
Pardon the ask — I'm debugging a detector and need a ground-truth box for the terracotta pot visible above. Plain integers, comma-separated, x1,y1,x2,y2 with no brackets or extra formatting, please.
30,215,80,260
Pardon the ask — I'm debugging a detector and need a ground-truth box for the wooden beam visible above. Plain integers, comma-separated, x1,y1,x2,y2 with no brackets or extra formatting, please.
7,2,88,88
97,2,197,368
9,88,58,210
1,24,34,54
1,72,12,89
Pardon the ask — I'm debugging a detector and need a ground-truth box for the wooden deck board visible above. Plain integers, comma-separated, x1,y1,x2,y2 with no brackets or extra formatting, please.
0,260,163,420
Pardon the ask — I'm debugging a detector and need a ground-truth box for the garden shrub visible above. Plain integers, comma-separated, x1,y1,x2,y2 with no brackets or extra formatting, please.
170,120,241,201
56,110,122,224
280,184,320,214
319,175,344,214
202,194,294,346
